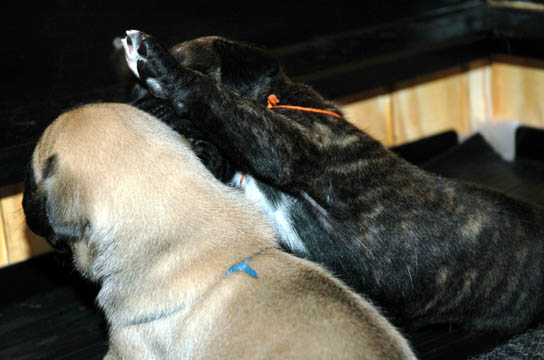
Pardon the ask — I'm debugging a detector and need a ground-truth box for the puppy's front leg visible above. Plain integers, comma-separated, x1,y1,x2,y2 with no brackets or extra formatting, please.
122,30,309,187
190,139,235,182
131,95,234,181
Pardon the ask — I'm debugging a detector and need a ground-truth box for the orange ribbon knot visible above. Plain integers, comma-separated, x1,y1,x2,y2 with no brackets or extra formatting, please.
266,94,343,119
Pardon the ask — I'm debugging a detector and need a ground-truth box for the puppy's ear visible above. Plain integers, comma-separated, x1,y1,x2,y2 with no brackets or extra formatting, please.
213,38,280,89
43,156,88,246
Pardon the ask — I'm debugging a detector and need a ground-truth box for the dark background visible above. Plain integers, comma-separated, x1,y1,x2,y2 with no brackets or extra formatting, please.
2,0,544,186
3,0,544,185
1,1,544,359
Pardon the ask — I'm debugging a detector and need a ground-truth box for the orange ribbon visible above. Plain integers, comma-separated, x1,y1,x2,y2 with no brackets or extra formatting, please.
266,94,343,119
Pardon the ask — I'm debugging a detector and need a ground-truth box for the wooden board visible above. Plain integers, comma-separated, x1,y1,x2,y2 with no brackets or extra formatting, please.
489,0,544,11
491,61,544,127
0,200,8,266
342,60,544,147
341,93,394,146
391,69,471,144
0,183,50,267
465,64,494,131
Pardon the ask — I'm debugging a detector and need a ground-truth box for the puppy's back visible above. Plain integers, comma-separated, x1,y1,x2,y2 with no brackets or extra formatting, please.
175,248,415,360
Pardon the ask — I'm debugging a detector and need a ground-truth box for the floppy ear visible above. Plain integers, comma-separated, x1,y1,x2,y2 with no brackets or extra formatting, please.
42,157,88,246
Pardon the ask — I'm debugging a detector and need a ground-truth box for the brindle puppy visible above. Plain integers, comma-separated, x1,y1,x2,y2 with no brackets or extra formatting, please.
22,103,416,359
120,30,544,335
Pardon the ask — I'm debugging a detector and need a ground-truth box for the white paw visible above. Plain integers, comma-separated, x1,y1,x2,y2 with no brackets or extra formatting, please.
121,30,144,79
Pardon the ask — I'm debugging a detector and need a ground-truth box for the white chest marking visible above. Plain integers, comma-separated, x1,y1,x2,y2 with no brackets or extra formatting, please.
231,172,308,255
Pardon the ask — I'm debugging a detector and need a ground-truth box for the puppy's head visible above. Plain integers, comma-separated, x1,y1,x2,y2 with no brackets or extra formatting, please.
23,106,103,277
23,103,203,280
23,135,88,251
24,118,94,281
169,36,281,100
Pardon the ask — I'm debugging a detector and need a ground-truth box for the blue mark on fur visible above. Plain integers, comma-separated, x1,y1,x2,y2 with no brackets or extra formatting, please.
226,257,259,278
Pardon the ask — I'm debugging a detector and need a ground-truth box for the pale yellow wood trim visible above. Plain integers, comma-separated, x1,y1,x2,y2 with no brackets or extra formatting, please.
488,0,544,11
390,69,471,144
342,60,544,146
1,184,32,264
491,62,544,127
459,71,471,134
0,198,8,266
384,95,395,146
467,64,494,131
341,93,394,146
0,183,50,266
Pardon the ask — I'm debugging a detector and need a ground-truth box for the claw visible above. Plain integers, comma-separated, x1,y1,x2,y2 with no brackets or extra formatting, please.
122,30,143,78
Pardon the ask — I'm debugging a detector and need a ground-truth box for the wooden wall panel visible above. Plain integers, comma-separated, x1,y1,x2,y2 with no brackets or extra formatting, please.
391,70,471,144
341,61,543,148
0,202,8,266
341,94,394,146
0,183,50,267
491,62,544,127
466,64,494,131
488,0,544,11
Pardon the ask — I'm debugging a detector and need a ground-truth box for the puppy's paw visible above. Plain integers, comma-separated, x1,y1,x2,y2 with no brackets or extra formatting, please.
121,30,147,79
121,30,205,115
121,30,176,99
191,139,234,182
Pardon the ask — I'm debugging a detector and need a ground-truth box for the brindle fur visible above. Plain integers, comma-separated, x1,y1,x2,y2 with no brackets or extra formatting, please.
22,103,415,359
122,31,544,335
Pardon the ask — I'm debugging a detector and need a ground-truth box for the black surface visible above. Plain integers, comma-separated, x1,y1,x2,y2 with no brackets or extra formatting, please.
0,254,107,360
0,144,35,190
516,126,544,162
422,132,544,207
392,130,459,166
0,285,107,360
